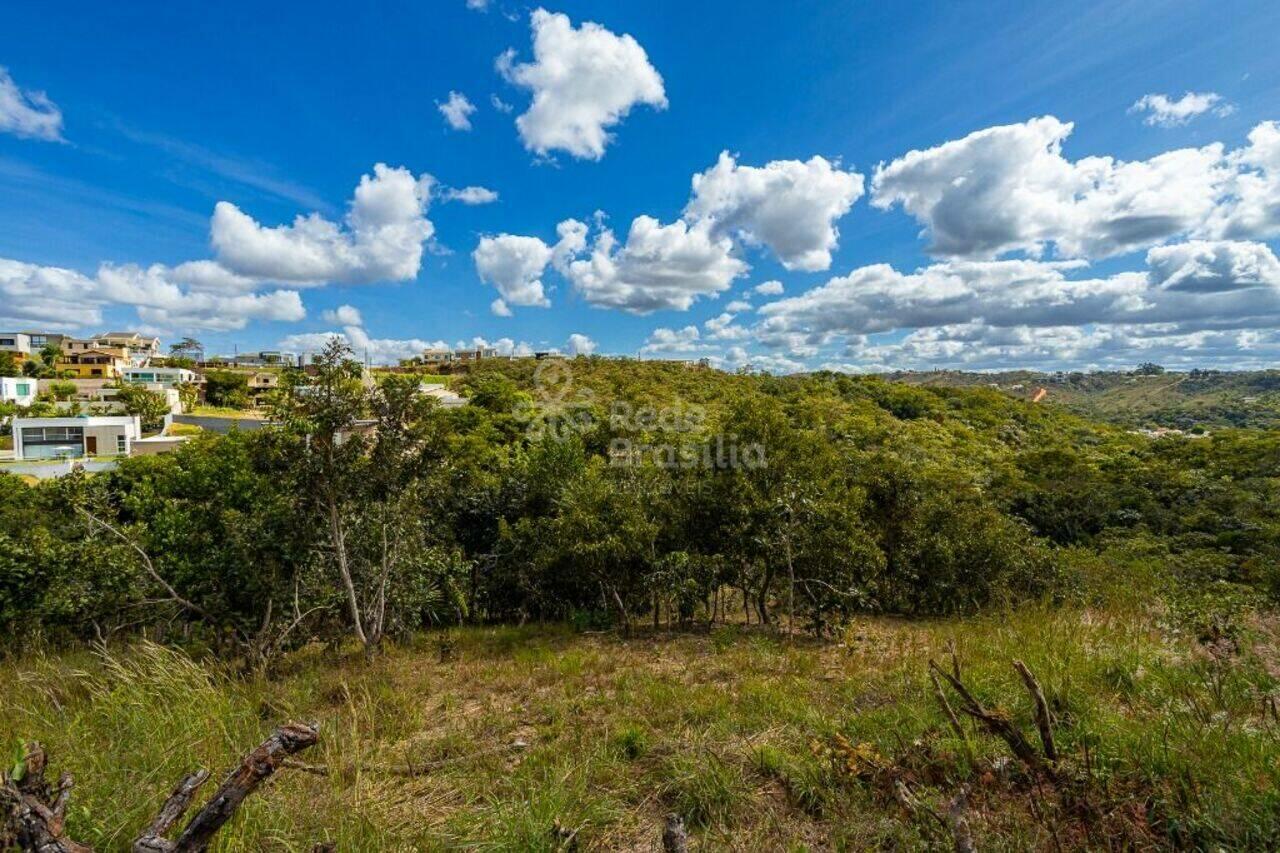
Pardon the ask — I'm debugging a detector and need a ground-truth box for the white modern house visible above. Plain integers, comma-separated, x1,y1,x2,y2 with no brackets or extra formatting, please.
120,366,200,388
1,376,37,407
12,415,141,460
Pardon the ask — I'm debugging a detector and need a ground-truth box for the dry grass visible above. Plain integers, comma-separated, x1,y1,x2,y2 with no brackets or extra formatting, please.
2,602,1279,850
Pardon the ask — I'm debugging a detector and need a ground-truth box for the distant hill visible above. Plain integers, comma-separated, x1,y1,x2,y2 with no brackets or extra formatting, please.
883,368,1280,430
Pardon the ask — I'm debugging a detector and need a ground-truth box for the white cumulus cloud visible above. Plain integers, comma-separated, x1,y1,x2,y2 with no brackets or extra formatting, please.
0,259,101,328
438,91,478,131
96,263,305,331
870,115,1235,260
443,185,499,204
685,152,864,271
563,216,746,313
1146,240,1280,293
473,233,555,308
566,332,597,355
753,241,1280,371
322,304,364,325
211,163,435,284
641,325,706,354
498,8,666,160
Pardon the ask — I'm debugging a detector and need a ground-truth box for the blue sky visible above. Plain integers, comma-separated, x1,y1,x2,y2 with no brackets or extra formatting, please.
2,0,1279,370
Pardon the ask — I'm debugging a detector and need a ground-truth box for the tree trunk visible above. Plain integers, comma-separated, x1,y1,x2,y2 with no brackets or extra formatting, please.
785,536,795,640
610,586,631,637
326,493,367,647
756,564,774,625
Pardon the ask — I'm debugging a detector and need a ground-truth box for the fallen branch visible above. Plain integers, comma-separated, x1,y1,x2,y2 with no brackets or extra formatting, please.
930,667,968,745
929,659,1049,778
1013,660,1057,763
135,721,319,852
135,771,211,846
3,723,319,853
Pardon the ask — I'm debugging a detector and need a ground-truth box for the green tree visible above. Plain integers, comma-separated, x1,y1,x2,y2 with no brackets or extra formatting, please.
170,337,204,361
114,383,171,431
203,370,250,408
49,381,77,401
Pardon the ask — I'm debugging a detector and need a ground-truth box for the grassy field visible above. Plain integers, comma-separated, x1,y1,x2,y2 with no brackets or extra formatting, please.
187,405,266,419
4,595,1279,851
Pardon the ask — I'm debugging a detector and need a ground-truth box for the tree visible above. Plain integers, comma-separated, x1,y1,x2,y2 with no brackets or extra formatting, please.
0,351,17,376
175,381,200,412
267,340,457,652
49,381,77,402
115,383,171,431
170,337,204,361
203,371,250,408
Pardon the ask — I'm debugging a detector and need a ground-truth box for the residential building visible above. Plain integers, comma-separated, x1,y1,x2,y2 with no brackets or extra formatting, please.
421,348,454,365
56,348,130,378
120,367,200,388
12,415,141,460
61,337,103,354
419,346,500,365
0,376,37,406
22,332,65,351
97,332,161,364
94,385,184,414
216,350,298,368
0,333,33,365
247,371,280,397
455,346,498,362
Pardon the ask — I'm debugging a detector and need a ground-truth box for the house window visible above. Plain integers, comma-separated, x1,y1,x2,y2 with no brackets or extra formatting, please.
20,426,84,460
16,383,30,395
91,369,103,376
117,435,127,454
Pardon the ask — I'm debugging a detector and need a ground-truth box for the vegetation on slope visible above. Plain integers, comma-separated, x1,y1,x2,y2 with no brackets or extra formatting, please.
893,367,1280,430
4,349,1280,848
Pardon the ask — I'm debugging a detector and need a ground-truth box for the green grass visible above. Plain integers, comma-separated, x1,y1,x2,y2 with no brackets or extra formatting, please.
188,405,264,418
3,601,1279,850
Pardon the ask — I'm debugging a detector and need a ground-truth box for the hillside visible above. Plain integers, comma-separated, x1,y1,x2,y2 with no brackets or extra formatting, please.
4,353,1280,850
887,368,1280,430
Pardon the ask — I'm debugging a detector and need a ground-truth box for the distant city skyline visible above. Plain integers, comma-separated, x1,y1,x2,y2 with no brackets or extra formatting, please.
2,1,1279,371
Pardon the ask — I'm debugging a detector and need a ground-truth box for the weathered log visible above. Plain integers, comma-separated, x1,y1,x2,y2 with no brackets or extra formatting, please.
2,743,91,853
7,724,319,853
136,721,319,853
131,771,210,852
